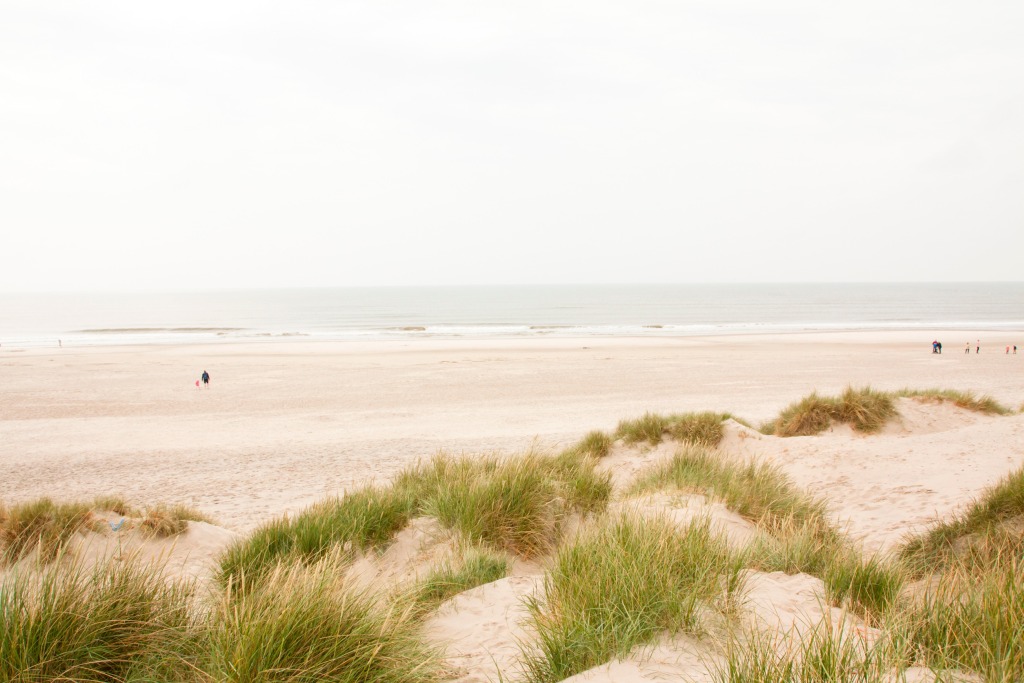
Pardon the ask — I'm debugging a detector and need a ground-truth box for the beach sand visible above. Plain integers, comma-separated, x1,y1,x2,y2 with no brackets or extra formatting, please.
3,331,1021,532
3,331,1024,681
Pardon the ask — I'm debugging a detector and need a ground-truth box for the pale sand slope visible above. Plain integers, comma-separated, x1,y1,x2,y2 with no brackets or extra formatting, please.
3,331,1022,532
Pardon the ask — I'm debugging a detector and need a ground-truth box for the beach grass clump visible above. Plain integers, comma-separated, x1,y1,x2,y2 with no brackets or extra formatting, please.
615,412,671,445
897,562,1024,680
615,412,732,447
823,551,906,619
896,388,1011,415
569,430,613,459
665,411,731,447
0,557,194,682
221,451,610,589
714,621,906,683
140,502,216,537
92,495,139,517
630,446,832,534
521,514,744,683
219,486,412,590
766,386,897,437
424,455,563,558
0,498,93,565
899,466,1024,575
205,556,441,683
406,545,509,616
397,451,610,555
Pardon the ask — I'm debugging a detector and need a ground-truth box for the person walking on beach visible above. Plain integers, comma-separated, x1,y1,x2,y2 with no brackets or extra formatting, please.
937,341,942,354
201,370,210,387
976,340,980,354
965,342,970,354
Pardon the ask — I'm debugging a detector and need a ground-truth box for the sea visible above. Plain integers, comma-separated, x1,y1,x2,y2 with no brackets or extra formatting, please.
1,283,1022,349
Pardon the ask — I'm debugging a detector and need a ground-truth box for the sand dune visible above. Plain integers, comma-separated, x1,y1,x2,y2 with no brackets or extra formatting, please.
2,332,1023,681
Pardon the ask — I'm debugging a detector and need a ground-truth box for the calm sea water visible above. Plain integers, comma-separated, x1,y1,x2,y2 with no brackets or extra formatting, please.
1,283,1022,348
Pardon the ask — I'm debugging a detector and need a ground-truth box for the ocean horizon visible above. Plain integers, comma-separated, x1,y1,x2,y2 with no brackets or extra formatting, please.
2,283,1023,349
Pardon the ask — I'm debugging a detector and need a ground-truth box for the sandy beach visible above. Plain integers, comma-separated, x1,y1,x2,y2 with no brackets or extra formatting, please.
4,330,1024,681
3,331,1022,533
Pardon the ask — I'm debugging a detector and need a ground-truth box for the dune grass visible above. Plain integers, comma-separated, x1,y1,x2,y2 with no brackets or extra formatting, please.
714,620,909,683
0,556,195,682
615,411,733,447
629,446,832,533
567,430,613,459
405,545,509,616
521,514,745,683
896,388,1012,416
627,445,908,619
896,562,1024,681
899,465,1024,576
218,486,412,591
221,450,611,590
92,495,139,517
205,556,442,683
765,386,898,437
0,498,93,565
140,502,216,537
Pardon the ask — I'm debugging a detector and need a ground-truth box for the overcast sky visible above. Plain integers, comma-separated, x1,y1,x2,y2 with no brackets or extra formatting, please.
1,1,1022,291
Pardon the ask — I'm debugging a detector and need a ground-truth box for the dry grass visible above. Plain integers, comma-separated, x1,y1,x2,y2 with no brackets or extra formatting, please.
766,386,898,437
615,411,731,447
0,498,93,565
140,503,216,538
896,388,1012,415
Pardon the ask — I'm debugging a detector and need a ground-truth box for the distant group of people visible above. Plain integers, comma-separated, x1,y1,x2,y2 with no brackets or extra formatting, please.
940,340,1018,354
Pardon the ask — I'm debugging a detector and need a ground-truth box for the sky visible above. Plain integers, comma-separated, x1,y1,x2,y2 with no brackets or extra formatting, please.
1,1,1022,292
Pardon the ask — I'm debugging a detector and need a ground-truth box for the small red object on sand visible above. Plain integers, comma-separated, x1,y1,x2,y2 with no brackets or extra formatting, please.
195,380,200,388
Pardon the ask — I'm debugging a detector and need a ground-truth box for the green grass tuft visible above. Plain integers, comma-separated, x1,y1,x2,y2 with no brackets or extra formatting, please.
0,557,195,682
823,551,906,619
630,446,831,533
219,486,411,591
900,466,1024,575
898,562,1024,680
205,555,442,683
572,430,613,459
615,412,670,445
521,513,744,683
407,546,509,616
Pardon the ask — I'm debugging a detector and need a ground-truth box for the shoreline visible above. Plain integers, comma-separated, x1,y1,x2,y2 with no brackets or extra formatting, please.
3,327,1023,355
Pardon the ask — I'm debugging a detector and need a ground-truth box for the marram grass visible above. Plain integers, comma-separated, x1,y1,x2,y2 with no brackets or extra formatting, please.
896,388,1011,416
0,555,195,682
714,619,910,683
141,502,216,537
521,513,745,683
766,386,898,437
221,450,611,590
900,465,1024,576
614,411,732,447
218,485,412,591
405,545,509,616
897,561,1024,681
0,498,93,565
206,556,442,683
629,446,832,533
